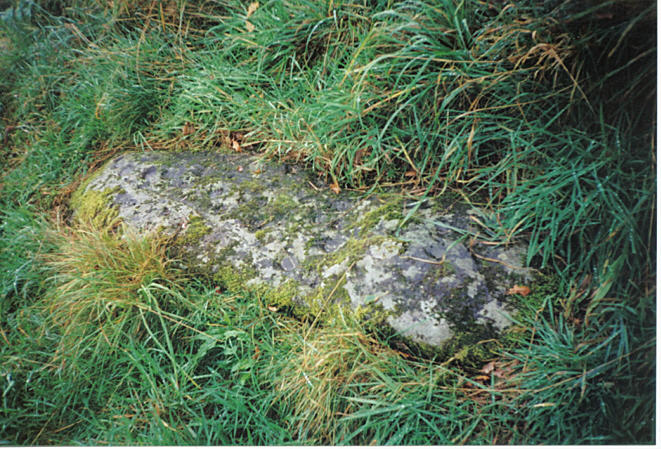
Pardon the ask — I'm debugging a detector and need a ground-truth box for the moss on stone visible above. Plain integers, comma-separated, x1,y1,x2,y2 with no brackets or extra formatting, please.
351,298,394,328
271,193,299,217
265,279,309,317
254,228,270,242
212,264,309,318
213,264,258,295
232,196,272,230
436,282,476,331
178,215,212,246
69,151,537,362
309,235,388,274
353,196,403,236
70,186,122,227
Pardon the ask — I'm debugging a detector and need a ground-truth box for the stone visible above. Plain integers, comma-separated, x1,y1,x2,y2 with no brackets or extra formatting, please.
73,150,535,349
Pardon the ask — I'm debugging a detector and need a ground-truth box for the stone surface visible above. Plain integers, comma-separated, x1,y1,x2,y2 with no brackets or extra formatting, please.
73,150,534,348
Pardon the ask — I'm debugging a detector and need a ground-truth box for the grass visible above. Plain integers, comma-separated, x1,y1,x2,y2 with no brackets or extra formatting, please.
0,0,655,444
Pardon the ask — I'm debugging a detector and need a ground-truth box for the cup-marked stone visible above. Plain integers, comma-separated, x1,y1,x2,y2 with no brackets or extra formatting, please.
72,150,534,348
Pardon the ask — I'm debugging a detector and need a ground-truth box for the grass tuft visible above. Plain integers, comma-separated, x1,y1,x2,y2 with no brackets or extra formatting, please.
40,220,182,372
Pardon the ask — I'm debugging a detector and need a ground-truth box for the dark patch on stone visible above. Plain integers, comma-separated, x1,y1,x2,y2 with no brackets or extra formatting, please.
115,192,136,207
140,165,157,180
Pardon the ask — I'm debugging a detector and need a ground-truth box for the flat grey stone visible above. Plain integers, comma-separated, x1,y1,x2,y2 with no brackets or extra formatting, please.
73,150,535,349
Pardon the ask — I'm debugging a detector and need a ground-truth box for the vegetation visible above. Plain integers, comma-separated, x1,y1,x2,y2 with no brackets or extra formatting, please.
0,0,655,444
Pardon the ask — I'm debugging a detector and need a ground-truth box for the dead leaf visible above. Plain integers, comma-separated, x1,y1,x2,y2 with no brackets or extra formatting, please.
404,170,418,177
480,361,496,374
474,375,490,382
237,166,244,172
267,306,279,312
507,285,531,296
245,20,255,32
246,1,259,17
353,148,367,166
253,345,261,360
252,169,262,175
232,139,242,153
329,182,341,194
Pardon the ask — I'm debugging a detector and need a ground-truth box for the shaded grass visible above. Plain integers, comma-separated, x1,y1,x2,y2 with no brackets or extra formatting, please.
504,293,656,444
0,0,655,444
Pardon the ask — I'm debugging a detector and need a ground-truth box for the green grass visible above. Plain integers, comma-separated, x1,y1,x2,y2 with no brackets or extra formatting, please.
0,0,655,444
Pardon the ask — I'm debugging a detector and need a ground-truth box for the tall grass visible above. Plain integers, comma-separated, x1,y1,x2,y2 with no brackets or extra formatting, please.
0,0,655,444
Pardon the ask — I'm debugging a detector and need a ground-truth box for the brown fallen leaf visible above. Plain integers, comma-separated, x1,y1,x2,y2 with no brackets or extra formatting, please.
329,182,341,194
507,285,531,296
232,139,242,153
480,361,496,374
404,170,418,177
245,20,255,32
237,165,244,172
267,306,279,312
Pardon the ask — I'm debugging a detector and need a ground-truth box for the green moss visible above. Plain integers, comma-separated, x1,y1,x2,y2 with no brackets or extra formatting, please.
436,283,478,331
254,228,270,242
506,271,561,319
308,235,388,274
178,215,212,246
265,279,308,316
429,272,559,366
213,264,259,295
212,265,309,318
231,195,272,230
271,193,299,217
352,298,393,327
429,190,464,216
306,276,350,313
237,178,266,195
353,196,403,236
70,186,122,227
69,157,129,227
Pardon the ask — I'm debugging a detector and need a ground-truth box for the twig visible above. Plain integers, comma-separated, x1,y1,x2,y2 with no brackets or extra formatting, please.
472,251,527,272
401,255,446,265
